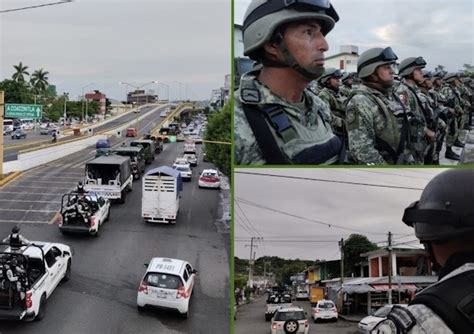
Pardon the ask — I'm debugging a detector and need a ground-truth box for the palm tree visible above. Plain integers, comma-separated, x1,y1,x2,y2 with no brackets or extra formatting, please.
30,68,50,94
12,62,30,82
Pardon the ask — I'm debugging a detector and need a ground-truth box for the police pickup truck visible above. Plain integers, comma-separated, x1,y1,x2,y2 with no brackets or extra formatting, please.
265,293,293,321
0,242,72,321
58,191,110,236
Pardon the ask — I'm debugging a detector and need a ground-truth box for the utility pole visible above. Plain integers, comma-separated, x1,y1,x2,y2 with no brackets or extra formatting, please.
388,231,393,305
339,238,344,285
245,237,261,288
0,91,4,176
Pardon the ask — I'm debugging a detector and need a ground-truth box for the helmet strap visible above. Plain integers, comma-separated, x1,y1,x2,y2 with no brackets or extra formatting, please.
278,40,324,81
424,242,442,272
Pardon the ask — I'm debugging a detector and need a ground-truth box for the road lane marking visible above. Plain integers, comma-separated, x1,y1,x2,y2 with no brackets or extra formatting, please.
0,220,50,224
0,191,65,196
0,208,58,213
0,199,61,204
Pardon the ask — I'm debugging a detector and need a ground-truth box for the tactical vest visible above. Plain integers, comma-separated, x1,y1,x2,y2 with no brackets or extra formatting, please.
9,234,21,248
410,267,474,334
319,88,346,137
346,90,409,163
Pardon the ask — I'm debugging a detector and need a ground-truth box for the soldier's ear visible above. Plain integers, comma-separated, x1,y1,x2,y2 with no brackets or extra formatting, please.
263,42,280,60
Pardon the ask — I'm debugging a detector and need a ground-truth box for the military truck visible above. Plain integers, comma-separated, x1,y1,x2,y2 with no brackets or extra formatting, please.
84,155,133,204
130,139,155,164
112,146,146,180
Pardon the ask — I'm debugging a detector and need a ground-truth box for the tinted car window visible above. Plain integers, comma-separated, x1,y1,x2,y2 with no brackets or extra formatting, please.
146,273,182,289
374,306,392,317
318,302,335,309
183,269,189,282
274,311,305,321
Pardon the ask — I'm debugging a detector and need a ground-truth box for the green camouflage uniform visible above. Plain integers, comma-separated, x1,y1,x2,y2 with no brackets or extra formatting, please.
396,81,428,164
458,83,472,129
428,88,448,161
339,84,353,99
345,84,414,164
234,70,340,165
441,84,463,147
318,87,346,137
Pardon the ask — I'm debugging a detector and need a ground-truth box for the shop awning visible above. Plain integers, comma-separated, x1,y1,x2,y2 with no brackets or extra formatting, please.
371,284,418,291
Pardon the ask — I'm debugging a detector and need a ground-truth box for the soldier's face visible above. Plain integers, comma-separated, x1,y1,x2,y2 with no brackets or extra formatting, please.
375,64,395,84
281,20,329,70
328,77,340,89
424,79,433,89
412,68,424,84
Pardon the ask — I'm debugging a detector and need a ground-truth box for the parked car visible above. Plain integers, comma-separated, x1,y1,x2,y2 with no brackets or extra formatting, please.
126,128,138,137
271,307,309,334
198,169,220,189
11,129,27,139
358,304,408,333
311,299,338,322
137,257,197,318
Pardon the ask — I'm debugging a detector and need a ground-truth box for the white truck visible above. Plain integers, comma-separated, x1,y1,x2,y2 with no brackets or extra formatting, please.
58,191,111,236
142,166,182,223
84,155,133,204
0,242,72,321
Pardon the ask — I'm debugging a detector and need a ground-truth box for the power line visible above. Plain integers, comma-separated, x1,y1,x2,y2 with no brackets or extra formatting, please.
0,0,73,13
235,201,262,238
236,197,405,236
234,171,425,191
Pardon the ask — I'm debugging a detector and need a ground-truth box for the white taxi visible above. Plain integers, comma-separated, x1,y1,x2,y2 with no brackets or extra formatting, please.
198,169,220,189
137,257,197,318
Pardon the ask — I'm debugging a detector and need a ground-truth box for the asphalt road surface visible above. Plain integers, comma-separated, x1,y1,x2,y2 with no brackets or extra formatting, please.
0,111,230,333
235,296,358,334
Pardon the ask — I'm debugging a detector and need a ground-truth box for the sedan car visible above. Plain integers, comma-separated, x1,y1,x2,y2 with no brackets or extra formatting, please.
358,304,408,333
174,164,192,181
312,299,338,322
11,129,27,139
271,307,309,334
198,169,220,189
183,153,197,167
137,257,197,318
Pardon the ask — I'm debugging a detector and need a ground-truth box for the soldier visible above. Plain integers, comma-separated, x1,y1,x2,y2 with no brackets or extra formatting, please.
441,72,465,159
339,72,354,98
373,169,474,334
234,0,343,164
396,57,435,164
458,73,472,130
345,47,415,164
2,226,30,251
317,68,346,139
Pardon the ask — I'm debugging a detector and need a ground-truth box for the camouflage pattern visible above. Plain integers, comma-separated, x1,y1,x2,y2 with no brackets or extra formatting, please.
418,90,439,163
339,85,353,99
396,81,428,164
458,83,472,129
234,70,338,165
441,84,463,147
372,304,453,334
318,87,347,137
345,84,415,164
307,80,322,95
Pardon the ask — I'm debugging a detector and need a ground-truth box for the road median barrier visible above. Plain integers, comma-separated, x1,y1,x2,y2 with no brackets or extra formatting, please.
0,171,22,187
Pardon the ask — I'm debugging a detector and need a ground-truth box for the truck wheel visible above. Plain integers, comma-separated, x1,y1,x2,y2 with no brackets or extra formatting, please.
120,190,126,204
105,207,110,222
137,305,145,313
62,260,72,282
35,295,47,321
93,227,100,237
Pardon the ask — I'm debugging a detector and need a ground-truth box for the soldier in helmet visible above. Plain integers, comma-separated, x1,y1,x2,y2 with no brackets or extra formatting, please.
396,57,435,164
234,0,343,164
2,226,30,251
339,72,354,99
373,169,474,334
317,68,346,140
458,73,472,130
345,47,415,164
441,72,465,160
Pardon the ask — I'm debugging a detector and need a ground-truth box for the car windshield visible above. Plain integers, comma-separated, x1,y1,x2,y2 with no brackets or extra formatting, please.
374,306,392,317
267,295,291,304
318,302,335,309
176,166,189,172
145,273,182,289
274,311,305,321
202,172,217,178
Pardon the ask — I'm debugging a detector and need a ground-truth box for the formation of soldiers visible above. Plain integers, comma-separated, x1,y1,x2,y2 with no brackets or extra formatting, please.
311,64,473,164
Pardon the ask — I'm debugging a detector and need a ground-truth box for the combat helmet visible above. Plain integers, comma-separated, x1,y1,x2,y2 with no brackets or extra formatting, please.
318,67,343,85
444,72,461,83
243,0,339,58
357,47,398,79
398,57,427,77
402,169,474,242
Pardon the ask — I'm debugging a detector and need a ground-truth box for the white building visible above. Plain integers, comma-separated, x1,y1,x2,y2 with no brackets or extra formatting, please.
324,45,360,73
234,24,244,58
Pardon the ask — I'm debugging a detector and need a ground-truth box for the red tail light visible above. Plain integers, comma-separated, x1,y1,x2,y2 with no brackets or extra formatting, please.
315,309,320,313
271,323,277,330
25,291,32,308
138,281,148,294
332,307,337,312
90,217,96,227
304,320,308,327
176,284,188,299
57,214,63,226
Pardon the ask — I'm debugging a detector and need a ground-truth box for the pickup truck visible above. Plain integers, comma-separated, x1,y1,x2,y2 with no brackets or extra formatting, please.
0,242,72,321
265,293,293,321
58,191,111,236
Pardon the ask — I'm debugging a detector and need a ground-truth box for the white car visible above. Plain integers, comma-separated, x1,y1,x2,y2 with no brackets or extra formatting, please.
358,304,408,333
174,164,192,181
312,299,338,322
0,242,72,321
173,158,190,169
271,307,309,334
137,257,197,318
198,169,220,189
183,153,197,167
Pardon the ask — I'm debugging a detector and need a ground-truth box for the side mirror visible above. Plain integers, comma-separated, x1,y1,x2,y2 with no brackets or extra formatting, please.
192,269,198,274
143,263,148,268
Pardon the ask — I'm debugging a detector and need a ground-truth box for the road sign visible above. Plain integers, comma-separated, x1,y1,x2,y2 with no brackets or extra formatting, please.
5,104,43,119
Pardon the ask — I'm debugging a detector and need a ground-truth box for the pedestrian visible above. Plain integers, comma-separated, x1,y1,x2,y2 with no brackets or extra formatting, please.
373,169,474,334
234,0,343,164
345,47,415,164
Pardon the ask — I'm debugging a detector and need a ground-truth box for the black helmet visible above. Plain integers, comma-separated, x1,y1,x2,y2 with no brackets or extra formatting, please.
12,225,20,234
402,169,474,242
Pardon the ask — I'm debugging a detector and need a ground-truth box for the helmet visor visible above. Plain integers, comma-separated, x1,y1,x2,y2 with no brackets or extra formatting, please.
243,0,339,30
357,47,398,73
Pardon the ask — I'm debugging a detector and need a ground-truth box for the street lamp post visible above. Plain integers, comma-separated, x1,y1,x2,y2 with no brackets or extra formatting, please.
156,82,170,102
81,83,94,122
63,92,68,127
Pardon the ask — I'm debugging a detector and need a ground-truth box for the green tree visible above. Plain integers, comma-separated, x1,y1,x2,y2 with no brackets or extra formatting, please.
12,62,30,82
0,79,31,103
204,103,231,176
343,234,378,277
30,68,49,95
434,64,447,76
